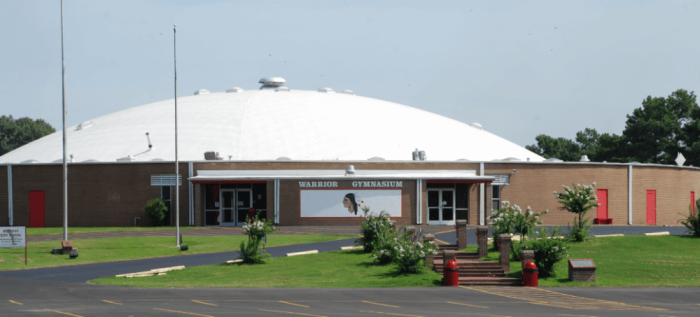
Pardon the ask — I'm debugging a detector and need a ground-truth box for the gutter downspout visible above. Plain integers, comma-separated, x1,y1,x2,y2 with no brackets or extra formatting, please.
7,165,12,226
416,179,422,224
628,164,633,225
274,179,280,224
479,162,485,226
188,162,194,226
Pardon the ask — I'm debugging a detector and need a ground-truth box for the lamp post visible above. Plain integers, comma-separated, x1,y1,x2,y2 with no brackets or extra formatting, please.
174,24,180,247
61,0,68,242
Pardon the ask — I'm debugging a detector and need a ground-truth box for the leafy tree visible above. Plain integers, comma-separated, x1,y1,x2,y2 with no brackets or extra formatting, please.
0,115,55,156
525,134,581,161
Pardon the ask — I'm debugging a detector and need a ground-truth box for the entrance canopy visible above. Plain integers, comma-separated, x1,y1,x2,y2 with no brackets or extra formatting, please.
190,169,495,183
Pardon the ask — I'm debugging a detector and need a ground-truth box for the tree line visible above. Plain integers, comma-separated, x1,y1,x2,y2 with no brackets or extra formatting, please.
526,89,700,166
0,115,55,156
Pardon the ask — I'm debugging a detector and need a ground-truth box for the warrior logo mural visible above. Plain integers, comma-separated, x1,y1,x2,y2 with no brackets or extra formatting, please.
300,189,402,218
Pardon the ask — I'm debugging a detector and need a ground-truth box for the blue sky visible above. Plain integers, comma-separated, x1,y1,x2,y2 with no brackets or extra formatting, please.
1,0,699,147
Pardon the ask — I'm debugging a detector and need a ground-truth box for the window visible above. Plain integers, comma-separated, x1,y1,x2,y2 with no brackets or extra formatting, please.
492,185,501,211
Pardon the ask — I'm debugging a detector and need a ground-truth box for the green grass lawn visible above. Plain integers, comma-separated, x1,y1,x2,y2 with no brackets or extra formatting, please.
26,226,201,237
92,250,442,288
475,235,700,287
0,234,355,271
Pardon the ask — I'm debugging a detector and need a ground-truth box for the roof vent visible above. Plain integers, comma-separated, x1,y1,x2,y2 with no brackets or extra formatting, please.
21,159,40,164
194,89,210,95
630,161,641,165
545,158,563,162
580,155,590,162
470,123,483,130
676,152,686,166
150,158,164,161
276,86,290,92
456,158,470,161
83,159,99,162
226,87,244,93
259,77,286,89
502,157,520,161
77,121,93,130
368,157,385,161
276,157,291,161
345,165,356,175
341,90,355,95
318,87,335,93
52,159,64,163
117,155,135,162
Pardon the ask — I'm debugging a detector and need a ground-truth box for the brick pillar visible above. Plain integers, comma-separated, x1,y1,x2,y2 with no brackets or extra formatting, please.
194,183,203,227
485,183,493,220
498,234,511,272
423,234,435,268
443,249,456,271
456,220,467,249
476,226,488,258
520,250,534,268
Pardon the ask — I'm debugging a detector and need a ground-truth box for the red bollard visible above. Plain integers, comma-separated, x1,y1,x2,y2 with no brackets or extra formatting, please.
522,261,539,287
443,259,459,286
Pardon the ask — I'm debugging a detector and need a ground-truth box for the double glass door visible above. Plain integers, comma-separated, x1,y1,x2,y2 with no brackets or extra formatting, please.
428,189,455,225
220,189,252,226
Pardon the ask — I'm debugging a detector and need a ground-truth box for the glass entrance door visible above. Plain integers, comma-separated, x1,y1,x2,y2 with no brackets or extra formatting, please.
220,190,236,226
236,189,252,225
428,189,455,225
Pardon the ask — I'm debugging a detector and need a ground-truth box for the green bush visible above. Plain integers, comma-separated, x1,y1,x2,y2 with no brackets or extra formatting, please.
554,183,599,242
372,228,438,273
145,198,167,227
520,227,569,277
679,199,700,237
489,201,547,255
357,210,395,253
237,237,270,264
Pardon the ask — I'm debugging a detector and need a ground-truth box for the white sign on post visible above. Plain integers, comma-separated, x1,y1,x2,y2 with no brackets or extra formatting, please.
0,227,26,248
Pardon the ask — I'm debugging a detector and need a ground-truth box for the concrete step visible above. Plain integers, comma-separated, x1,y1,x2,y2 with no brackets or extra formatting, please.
457,277,522,286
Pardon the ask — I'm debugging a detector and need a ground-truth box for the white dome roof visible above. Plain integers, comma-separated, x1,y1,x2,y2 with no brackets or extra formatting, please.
0,82,544,163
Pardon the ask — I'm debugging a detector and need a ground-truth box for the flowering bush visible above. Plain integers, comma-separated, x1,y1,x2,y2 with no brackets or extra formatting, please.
357,210,395,253
554,183,598,242
237,212,277,264
372,229,438,273
489,201,547,254
679,199,700,237
520,227,569,277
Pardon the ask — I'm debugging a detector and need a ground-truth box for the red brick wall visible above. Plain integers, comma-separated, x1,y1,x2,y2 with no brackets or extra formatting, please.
9,163,190,227
0,166,8,226
633,166,700,225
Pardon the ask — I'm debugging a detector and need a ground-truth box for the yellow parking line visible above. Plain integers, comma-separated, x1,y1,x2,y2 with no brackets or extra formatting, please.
434,229,456,234
192,300,217,306
362,300,400,308
446,301,489,308
153,308,215,317
361,311,423,317
259,309,327,317
279,301,310,308
434,238,450,245
44,309,84,317
103,300,122,305
9,300,23,305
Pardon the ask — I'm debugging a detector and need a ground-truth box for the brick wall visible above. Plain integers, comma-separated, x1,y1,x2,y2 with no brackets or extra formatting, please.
0,166,7,226
633,166,700,225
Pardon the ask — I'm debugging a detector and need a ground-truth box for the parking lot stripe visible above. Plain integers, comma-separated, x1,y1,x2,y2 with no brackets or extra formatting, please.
153,308,215,316
446,301,489,308
433,238,450,245
102,300,122,305
44,309,84,317
279,301,310,308
259,309,327,317
433,229,456,235
9,300,23,305
360,311,423,317
192,300,218,306
363,300,400,308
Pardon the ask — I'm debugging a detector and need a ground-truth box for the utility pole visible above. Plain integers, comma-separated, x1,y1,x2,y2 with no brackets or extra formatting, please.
174,24,180,247
61,0,68,242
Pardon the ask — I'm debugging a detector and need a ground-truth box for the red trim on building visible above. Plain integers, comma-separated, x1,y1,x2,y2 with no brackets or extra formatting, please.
192,180,267,184
426,180,492,184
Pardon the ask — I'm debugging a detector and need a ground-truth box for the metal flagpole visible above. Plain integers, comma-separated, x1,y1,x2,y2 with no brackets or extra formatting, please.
174,24,180,247
61,0,68,242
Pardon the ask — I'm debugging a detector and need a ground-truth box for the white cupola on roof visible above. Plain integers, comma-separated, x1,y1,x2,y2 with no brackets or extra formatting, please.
259,77,286,89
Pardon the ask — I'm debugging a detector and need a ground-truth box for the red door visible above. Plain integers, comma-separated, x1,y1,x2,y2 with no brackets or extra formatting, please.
646,190,656,225
29,191,45,228
596,189,608,219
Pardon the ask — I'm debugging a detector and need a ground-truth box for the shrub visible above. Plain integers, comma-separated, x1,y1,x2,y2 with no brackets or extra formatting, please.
145,198,167,227
243,212,277,241
679,199,700,237
373,228,438,273
489,201,547,254
237,212,277,264
357,210,395,253
520,227,569,277
554,183,599,242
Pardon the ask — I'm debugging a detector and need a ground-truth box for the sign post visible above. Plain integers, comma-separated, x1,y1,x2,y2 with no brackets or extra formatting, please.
0,227,27,266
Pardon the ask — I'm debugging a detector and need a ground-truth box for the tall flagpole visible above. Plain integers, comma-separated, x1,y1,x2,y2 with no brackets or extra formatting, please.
174,24,180,247
61,0,68,242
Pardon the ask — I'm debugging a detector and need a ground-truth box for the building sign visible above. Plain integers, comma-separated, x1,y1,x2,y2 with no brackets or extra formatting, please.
0,227,26,248
298,181,403,188
300,189,402,218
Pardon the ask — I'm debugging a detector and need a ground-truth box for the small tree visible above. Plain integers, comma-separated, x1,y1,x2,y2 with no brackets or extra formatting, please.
238,212,277,264
489,201,547,259
145,198,167,226
357,209,395,253
554,183,599,242
679,199,700,237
